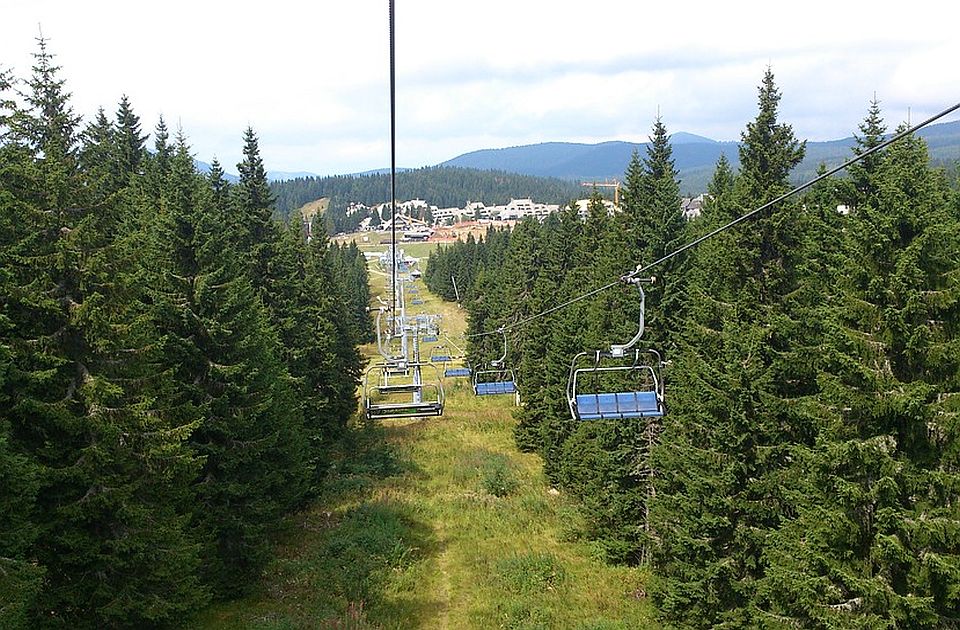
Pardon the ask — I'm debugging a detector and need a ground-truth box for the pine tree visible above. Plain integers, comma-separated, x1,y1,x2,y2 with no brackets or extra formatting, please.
144,116,172,201
113,94,146,183
0,70,45,626
636,116,687,352
2,41,208,627
513,207,581,453
650,68,812,627
232,126,277,262
843,96,887,212
141,136,307,597
305,225,363,436
77,108,115,200
760,125,960,627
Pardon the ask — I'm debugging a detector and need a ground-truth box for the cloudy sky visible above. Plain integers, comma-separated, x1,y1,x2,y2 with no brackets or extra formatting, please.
3,0,958,176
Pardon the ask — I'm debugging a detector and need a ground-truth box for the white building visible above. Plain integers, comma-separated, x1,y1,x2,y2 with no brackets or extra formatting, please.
494,198,561,221
574,198,617,219
681,194,707,220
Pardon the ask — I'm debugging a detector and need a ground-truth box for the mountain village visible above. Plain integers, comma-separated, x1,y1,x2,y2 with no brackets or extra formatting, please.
344,194,708,241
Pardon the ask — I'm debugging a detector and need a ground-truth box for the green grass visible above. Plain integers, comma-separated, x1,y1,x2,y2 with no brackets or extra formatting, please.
190,249,657,629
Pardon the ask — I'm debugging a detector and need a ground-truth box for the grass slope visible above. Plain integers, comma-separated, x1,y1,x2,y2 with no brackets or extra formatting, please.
191,249,656,629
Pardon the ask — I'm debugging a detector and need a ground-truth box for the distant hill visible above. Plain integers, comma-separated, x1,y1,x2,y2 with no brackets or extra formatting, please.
194,160,239,183
441,121,960,195
268,170,321,181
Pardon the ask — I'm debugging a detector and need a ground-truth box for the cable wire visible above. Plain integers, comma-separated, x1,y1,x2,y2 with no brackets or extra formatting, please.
389,0,398,335
467,101,960,340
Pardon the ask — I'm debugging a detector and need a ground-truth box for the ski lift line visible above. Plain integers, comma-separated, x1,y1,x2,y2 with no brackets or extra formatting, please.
466,100,960,340
389,0,399,336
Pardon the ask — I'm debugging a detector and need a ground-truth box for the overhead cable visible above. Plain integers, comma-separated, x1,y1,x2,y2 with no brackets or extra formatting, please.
467,100,960,340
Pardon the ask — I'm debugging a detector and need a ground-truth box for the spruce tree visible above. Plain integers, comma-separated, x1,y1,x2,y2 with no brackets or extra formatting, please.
0,70,45,627
637,116,687,352
650,68,812,627
113,94,146,183
77,108,115,200
760,124,960,627
141,136,307,597
2,41,208,627
843,96,887,212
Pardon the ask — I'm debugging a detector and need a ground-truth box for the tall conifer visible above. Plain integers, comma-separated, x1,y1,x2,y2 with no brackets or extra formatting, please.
650,69,812,627
141,136,307,597
760,121,960,627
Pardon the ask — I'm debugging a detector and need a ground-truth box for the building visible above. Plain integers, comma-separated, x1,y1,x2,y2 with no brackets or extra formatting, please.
681,194,707,220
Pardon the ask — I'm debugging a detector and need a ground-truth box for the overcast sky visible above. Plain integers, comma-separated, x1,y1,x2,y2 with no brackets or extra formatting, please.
3,0,958,176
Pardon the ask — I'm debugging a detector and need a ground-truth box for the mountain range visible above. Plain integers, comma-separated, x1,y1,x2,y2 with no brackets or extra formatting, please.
210,120,960,195
439,120,960,194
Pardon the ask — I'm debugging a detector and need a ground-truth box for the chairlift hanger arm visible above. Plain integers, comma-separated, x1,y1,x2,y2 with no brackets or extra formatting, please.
610,276,655,358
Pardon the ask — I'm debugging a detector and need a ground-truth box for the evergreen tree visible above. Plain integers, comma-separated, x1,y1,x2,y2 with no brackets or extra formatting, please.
77,108,115,200
142,136,307,597
305,226,363,436
113,94,146,183
207,157,231,216
650,68,812,627
843,96,887,212
0,68,45,629
232,126,276,257
760,126,960,627
636,116,686,352
2,41,207,627
144,116,172,201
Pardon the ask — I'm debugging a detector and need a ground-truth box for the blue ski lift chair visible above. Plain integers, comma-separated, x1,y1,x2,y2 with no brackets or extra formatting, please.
566,277,665,421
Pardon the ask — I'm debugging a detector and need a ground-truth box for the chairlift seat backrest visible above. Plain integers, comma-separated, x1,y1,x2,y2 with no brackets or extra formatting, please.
423,335,438,342
444,367,471,378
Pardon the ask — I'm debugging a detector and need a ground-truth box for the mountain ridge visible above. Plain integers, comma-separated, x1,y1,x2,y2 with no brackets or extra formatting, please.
441,120,960,194
211,120,960,195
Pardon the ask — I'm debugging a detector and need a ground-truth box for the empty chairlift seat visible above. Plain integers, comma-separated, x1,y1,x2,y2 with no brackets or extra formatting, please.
573,391,663,420
474,379,517,395
423,335,439,342
472,328,519,401
363,362,445,420
565,277,666,422
444,367,471,378
472,365,518,397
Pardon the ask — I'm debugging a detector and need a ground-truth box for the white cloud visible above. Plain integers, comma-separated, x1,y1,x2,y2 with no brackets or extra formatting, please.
3,0,958,175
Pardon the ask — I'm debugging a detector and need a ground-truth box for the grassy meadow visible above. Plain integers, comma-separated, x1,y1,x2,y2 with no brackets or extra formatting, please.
191,246,656,629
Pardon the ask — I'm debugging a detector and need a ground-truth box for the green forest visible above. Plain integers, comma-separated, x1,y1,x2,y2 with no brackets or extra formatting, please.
4,35,960,630
270,168,584,234
0,41,374,628
426,72,960,627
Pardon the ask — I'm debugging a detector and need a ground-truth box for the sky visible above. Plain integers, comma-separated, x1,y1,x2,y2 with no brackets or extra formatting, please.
3,0,958,176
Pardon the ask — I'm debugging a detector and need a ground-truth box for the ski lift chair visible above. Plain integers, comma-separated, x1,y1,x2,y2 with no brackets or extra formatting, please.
472,328,519,403
566,277,665,421
363,361,444,420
